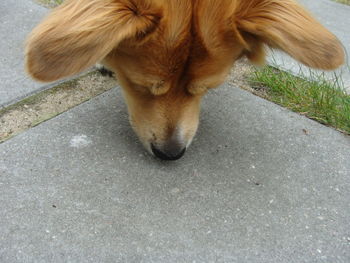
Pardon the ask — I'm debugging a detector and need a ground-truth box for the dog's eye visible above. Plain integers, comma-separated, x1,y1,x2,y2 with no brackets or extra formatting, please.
133,80,169,96
149,80,170,96
187,84,209,95
133,84,151,94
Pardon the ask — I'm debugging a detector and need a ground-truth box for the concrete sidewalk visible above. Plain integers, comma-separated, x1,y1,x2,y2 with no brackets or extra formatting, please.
268,0,350,91
0,0,48,108
0,0,349,262
1,85,349,262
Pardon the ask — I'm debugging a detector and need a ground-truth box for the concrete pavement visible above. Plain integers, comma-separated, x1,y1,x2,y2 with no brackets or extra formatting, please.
0,0,350,262
0,0,49,108
1,85,349,262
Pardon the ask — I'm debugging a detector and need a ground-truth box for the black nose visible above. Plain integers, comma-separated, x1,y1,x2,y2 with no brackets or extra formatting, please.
151,144,186,161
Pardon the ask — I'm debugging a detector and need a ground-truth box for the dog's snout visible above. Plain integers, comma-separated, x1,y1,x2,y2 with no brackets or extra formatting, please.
151,143,186,161
150,128,189,161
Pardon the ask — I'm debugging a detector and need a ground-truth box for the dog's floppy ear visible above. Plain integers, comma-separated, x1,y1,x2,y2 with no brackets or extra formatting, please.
235,0,344,70
25,0,161,82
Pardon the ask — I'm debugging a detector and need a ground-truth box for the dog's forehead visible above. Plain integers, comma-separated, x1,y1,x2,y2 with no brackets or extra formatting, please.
114,0,240,90
146,2,233,74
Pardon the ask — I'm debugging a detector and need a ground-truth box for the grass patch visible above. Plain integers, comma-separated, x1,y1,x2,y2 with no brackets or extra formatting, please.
333,0,350,5
35,0,63,8
250,67,350,135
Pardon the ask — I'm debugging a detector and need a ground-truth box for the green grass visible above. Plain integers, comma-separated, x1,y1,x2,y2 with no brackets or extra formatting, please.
250,67,350,135
333,0,350,5
36,0,63,7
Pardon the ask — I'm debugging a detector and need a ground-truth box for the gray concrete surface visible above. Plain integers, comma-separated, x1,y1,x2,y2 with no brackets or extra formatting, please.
0,0,48,108
1,85,349,262
268,0,350,91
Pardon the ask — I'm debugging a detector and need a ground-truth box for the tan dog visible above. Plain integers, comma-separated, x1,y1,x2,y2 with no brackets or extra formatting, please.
25,0,344,160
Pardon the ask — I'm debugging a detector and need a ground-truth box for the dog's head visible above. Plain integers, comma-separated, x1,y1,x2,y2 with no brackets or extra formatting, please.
26,0,344,160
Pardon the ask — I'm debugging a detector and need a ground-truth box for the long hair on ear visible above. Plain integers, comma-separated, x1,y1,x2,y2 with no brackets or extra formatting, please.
234,0,344,70
25,0,161,82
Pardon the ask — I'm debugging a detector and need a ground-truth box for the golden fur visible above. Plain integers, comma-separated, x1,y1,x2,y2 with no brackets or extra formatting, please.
25,0,344,159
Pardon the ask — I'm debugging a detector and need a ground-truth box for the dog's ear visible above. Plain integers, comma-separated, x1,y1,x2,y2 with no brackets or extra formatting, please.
235,0,344,70
25,0,161,82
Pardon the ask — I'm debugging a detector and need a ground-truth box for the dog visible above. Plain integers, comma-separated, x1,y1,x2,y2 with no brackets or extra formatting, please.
25,0,344,160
